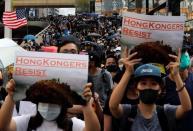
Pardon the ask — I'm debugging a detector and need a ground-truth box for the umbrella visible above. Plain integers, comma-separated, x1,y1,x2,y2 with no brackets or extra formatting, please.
77,23,89,29
23,35,36,41
88,33,101,37
107,33,121,40
0,38,25,68
81,41,103,56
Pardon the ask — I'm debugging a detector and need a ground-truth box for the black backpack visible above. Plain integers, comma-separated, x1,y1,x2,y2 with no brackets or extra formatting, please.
119,105,170,131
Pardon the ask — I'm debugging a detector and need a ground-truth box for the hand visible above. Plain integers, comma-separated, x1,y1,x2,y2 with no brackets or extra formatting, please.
82,83,92,104
119,47,141,74
6,79,15,97
93,92,100,104
166,48,181,79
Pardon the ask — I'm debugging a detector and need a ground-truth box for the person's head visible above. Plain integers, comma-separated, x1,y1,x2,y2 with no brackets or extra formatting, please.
89,51,101,68
57,35,80,54
105,55,119,73
25,80,79,130
134,64,164,105
26,80,73,121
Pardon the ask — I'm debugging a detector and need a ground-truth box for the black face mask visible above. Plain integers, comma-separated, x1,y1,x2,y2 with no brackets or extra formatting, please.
106,64,118,72
139,89,159,104
0,79,3,86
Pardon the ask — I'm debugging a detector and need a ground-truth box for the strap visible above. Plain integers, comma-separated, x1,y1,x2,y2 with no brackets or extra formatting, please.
123,105,138,130
156,105,170,131
101,69,107,83
130,105,138,119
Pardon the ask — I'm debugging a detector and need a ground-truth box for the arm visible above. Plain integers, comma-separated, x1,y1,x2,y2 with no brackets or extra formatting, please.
104,114,112,131
167,49,192,119
174,74,192,118
109,49,141,118
82,83,100,131
67,105,83,118
109,71,131,118
0,79,16,131
67,105,83,113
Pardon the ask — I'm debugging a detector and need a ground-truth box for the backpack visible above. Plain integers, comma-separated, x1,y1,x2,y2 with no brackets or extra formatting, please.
119,105,170,131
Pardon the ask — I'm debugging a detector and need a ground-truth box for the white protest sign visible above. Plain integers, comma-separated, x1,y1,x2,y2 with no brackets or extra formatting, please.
0,38,25,68
13,51,88,100
121,12,185,50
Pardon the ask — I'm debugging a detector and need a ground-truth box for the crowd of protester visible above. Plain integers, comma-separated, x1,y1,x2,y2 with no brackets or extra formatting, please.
0,13,193,131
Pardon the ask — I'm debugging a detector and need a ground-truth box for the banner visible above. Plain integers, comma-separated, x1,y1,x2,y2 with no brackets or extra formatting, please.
13,51,88,100
121,12,185,50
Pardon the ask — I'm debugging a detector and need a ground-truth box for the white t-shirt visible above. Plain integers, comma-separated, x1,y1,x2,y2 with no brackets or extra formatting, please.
12,101,37,117
13,115,85,131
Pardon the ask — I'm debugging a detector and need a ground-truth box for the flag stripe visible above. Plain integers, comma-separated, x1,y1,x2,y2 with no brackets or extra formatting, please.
3,11,16,15
3,9,27,29
3,18,26,24
10,22,28,29
4,19,27,26
7,21,28,29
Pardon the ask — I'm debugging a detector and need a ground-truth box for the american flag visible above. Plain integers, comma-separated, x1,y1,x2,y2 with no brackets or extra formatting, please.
3,9,27,29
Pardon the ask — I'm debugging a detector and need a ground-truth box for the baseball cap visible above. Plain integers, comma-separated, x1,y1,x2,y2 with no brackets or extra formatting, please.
134,64,162,83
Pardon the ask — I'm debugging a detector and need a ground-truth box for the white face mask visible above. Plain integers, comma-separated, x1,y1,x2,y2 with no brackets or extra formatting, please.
38,102,61,121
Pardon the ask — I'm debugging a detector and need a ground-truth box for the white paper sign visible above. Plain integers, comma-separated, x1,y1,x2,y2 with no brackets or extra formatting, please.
0,38,25,68
13,51,88,100
121,12,185,50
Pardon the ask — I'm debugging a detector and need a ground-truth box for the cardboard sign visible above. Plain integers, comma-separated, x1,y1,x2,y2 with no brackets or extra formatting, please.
121,12,185,50
13,51,88,100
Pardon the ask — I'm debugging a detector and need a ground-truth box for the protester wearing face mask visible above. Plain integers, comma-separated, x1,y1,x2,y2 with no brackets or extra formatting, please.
109,48,192,131
0,79,100,131
162,49,193,131
105,55,121,83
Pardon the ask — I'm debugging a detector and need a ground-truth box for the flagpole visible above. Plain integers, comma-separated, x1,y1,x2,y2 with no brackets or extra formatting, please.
4,0,12,38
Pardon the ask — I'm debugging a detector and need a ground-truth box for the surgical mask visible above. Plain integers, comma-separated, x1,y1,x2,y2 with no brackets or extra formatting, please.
38,102,61,121
106,64,118,72
180,51,190,71
139,89,159,104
